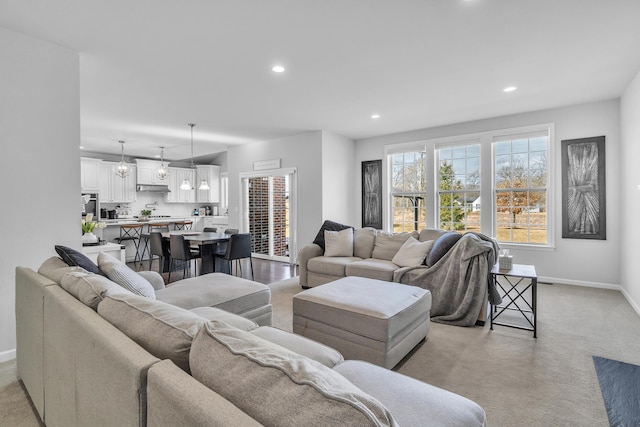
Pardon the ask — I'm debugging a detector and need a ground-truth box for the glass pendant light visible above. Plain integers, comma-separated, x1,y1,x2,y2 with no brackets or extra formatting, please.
114,140,131,178
157,146,169,180
180,123,196,190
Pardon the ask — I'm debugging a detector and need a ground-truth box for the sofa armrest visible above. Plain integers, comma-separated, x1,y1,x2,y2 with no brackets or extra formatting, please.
138,270,166,290
147,360,262,427
297,243,323,287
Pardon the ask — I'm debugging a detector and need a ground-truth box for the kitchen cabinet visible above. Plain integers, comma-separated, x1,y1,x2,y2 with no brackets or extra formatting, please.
136,159,169,185
81,157,102,192
165,167,195,203
99,162,136,203
196,165,221,203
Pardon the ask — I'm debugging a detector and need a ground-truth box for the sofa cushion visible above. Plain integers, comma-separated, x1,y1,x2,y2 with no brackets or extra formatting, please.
98,252,156,298
250,326,344,368
190,321,397,427
312,220,353,251
324,228,354,257
371,232,416,261
354,228,377,259
55,245,103,275
155,273,270,316
419,228,449,242
98,293,207,373
308,256,362,277
189,307,258,331
60,270,132,310
345,259,398,282
334,360,486,427
391,237,434,267
38,256,86,283
426,232,463,267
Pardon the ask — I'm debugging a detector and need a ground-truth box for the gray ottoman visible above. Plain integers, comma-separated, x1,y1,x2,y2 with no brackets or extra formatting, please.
293,276,431,369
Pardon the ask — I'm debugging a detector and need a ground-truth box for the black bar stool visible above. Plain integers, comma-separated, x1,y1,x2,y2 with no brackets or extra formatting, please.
114,223,144,263
174,221,193,230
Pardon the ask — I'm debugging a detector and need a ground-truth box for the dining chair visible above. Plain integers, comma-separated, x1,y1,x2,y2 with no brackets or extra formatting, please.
139,222,170,262
174,220,193,230
148,232,170,274
168,234,201,281
203,227,217,232
215,233,253,280
114,223,144,263
224,228,239,235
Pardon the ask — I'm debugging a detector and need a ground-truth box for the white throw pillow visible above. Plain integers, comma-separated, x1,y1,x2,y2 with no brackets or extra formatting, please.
324,228,354,257
98,252,156,298
391,236,434,267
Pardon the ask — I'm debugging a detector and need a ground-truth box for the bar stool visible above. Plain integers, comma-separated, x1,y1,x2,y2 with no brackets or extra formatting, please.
174,220,193,230
114,223,144,263
140,223,171,263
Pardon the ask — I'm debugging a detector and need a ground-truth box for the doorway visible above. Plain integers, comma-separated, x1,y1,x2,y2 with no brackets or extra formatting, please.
240,168,297,264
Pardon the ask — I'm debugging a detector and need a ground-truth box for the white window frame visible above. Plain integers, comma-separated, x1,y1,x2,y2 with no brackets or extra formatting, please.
384,123,555,249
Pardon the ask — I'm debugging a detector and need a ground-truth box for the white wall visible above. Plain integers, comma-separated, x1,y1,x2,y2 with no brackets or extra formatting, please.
355,100,621,287
620,69,640,313
0,27,80,359
321,131,357,226
226,131,324,251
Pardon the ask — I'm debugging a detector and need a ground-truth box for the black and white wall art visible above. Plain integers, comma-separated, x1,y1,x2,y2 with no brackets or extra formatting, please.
362,160,383,229
561,136,606,240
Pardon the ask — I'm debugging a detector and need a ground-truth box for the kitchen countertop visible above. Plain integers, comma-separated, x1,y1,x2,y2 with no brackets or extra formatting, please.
100,215,228,226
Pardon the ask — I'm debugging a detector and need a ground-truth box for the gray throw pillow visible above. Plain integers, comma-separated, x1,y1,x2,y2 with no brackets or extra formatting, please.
60,270,132,310
190,321,398,427
98,252,156,298
426,232,463,267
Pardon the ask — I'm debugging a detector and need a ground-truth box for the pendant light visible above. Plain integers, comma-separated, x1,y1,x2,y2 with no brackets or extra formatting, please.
180,123,210,191
157,146,169,180
114,140,131,178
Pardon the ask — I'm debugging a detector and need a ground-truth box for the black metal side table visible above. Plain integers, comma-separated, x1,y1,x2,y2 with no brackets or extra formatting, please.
490,264,537,338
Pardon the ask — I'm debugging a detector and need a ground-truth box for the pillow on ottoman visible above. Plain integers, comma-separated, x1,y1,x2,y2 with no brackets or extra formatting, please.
313,220,353,251
190,320,397,427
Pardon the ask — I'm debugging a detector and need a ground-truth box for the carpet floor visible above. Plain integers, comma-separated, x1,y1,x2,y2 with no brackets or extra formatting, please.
2,278,639,426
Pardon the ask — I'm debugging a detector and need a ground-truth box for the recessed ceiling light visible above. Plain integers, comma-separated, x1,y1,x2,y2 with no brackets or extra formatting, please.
272,65,285,73
503,86,517,92
371,114,381,119
79,146,84,149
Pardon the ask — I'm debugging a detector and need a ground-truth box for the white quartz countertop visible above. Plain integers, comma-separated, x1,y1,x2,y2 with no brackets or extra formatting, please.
101,216,198,226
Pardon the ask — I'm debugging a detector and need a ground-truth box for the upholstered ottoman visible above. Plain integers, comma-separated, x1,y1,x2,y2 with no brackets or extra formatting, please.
293,276,431,369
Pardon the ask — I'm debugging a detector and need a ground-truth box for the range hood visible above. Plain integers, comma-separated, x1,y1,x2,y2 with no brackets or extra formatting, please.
136,184,171,193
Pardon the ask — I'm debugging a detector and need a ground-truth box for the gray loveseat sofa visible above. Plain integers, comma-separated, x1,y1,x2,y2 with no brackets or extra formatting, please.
299,225,500,326
15,255,487,426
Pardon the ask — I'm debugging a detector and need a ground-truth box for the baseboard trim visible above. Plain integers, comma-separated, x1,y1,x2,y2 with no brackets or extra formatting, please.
540,276,640,318
0,348,16,363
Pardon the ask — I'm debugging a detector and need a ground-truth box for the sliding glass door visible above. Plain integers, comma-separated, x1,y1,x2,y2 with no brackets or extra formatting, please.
240,168,297,264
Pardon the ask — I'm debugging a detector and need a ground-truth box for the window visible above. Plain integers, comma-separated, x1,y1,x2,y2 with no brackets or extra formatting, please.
494,133,548,244
390,150,427,232
385,124,553,247
437,144,481,232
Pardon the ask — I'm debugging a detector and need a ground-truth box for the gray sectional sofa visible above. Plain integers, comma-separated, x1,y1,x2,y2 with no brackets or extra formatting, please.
299,226,500,326
15,255,487,426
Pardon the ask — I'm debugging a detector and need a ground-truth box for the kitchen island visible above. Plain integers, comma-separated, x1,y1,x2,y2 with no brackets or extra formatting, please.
96,216,228,262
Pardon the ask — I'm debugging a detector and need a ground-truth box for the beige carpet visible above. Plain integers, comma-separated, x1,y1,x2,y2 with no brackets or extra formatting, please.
2,278,639,426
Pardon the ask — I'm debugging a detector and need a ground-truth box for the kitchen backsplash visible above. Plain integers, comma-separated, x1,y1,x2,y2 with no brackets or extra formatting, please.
100,191,219,218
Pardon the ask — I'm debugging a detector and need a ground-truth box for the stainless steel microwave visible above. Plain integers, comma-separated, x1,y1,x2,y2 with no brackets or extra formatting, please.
81,193,98,218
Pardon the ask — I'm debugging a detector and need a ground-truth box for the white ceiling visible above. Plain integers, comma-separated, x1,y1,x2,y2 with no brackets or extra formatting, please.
1,0,640,161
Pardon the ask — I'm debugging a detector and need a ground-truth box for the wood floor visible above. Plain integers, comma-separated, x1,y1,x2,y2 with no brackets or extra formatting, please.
129,257,297,285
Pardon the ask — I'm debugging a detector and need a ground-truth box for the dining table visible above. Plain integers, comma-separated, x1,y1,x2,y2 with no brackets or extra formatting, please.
161,230,230,275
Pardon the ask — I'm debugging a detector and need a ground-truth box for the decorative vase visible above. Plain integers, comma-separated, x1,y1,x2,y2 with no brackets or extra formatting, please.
82,232,98,244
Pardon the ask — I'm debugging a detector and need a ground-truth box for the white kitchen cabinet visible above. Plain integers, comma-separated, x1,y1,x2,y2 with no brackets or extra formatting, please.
81,157,102,192
196,165,221,203
166,167,195,203
136,159,169,185
99,162,137,203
